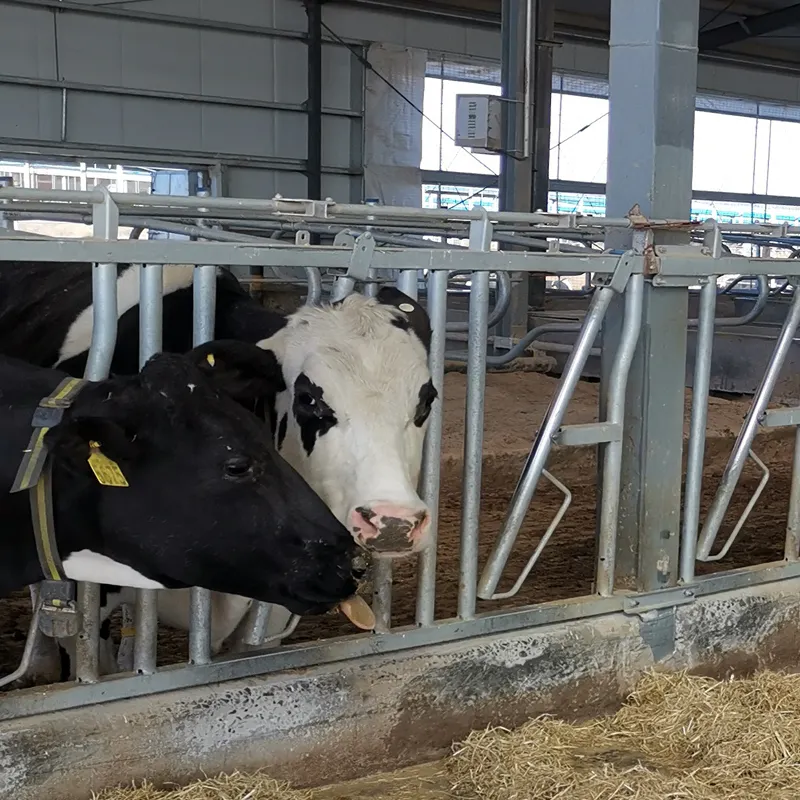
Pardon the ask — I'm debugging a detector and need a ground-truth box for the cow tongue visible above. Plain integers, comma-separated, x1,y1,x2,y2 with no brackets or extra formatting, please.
338,595,376,631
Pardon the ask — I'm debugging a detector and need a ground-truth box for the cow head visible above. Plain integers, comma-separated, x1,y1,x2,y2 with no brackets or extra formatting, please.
249,288,438,557
45,346,360,616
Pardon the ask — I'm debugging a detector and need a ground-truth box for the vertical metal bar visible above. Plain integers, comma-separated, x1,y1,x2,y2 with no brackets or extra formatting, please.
372,556,393,633
679,276,717,583
595,273,643,596
306,0,323,204
416,269,447,626
189,252,217,664
786,426,800,562
132,262,163,675
241,601,273,647
696,287,800,560
77,188,120,684
397,270,419,300
458,217,492,620
370,266,421,633
477,279,617,600
602,0,698,592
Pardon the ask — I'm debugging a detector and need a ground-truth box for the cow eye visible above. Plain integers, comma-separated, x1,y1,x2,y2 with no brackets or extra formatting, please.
224,457,253,479
297,391,316,409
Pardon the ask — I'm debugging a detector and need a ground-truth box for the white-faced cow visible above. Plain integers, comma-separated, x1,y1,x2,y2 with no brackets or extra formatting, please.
0,262,436,669
0,345,363,661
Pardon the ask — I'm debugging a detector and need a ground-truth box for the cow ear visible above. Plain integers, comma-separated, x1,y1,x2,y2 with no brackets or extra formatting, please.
45,415,142,477
189,339,286,410
376,286,432,353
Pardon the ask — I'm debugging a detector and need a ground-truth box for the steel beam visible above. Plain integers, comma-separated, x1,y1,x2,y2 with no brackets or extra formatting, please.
306,0,324,203
699,3,800,51
600,0,699,593
528,0,553,310
497,0,534,343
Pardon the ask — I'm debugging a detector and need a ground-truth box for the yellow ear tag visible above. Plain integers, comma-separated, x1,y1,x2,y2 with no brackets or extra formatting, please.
206,353,215,367
87,440,129,488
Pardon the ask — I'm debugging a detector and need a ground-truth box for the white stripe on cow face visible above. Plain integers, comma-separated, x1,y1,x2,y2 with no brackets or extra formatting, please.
55,264,197,366
62,550,166,589
257,294,436,557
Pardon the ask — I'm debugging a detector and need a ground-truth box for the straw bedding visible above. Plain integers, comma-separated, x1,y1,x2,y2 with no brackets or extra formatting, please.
95,670,800,800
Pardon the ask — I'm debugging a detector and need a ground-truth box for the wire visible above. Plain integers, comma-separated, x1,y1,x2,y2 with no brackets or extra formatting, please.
550,111,609,151
320,20,500,176
699,0,737,34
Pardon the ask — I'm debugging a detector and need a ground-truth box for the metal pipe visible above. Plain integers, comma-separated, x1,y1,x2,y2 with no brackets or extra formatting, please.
680,276,717,583
786,427,800,562
188,256,217,665
688,274,769,328
446,322,584,364
446,272,512,332
477,281,616,600
0,586,41,689
76,194,120,684
458,218,493,619
132,262,164,675
595,273,644,596
368,265,422,631
696,285,800,561
416,270,448,627
459,268,490,620
240,601,273,648
371,557,393,633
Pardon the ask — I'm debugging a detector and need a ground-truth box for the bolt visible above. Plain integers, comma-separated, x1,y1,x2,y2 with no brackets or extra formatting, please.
683,589,694,597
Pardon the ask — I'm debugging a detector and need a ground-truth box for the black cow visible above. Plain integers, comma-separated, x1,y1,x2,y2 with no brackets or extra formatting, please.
0,343,360,613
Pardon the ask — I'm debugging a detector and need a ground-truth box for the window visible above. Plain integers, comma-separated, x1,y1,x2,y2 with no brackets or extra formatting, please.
34,174,53,189
421,78,501,175
421,64,800,211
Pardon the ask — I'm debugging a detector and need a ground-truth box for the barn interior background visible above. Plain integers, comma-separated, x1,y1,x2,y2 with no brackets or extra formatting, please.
5,0,800,797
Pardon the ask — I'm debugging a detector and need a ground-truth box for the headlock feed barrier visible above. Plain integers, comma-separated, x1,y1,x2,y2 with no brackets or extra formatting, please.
2,186,800,724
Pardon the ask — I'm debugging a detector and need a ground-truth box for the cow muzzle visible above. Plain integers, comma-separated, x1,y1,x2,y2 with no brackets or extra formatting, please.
349,502,431,556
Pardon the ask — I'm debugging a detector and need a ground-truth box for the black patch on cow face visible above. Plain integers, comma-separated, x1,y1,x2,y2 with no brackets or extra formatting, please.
377,286,432,353
277,412,288,450
414,379,438,427
293,372,338,456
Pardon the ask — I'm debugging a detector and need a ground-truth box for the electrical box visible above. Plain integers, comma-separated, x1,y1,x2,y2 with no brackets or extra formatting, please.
454,94,503,153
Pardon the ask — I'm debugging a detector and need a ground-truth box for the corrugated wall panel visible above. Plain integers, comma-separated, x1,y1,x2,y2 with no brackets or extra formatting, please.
0,0,363,201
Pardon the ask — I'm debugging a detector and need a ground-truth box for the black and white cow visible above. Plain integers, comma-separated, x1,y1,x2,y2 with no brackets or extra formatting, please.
0,344,361,621
0,262,436,662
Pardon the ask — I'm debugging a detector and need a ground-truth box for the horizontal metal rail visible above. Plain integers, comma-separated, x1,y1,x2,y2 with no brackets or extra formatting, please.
5,558,800,721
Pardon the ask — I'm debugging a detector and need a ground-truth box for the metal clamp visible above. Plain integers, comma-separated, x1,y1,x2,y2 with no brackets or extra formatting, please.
271,195,333,219
329,232,376,302
38,579,79,638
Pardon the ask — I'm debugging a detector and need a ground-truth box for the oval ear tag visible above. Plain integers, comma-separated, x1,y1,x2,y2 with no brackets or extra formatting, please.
87,441,129,488
398,303,415,313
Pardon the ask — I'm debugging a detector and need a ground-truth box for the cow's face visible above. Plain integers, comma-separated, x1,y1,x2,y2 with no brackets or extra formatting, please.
48,347,360,616
257,288,437,557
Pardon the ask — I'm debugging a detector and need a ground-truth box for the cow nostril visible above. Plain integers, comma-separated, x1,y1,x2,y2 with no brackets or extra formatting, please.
355,506,375,526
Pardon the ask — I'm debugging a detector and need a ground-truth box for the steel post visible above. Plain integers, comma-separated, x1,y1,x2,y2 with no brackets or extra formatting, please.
601,0,699,592
595,273,643,596
680,276,717,583
77,188,121,683
458,217,492,620
132,262,164,675
189,250,217,665
415,269,448,626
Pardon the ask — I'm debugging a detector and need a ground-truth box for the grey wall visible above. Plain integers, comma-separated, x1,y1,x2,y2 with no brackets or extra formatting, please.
0,0,365,200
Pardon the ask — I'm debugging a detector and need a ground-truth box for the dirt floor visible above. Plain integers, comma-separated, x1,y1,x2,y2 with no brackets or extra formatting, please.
1,370,796,677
